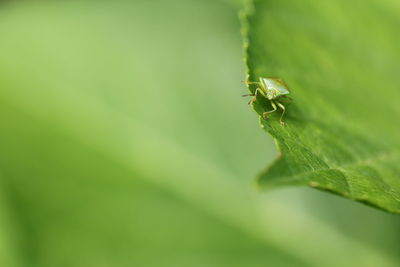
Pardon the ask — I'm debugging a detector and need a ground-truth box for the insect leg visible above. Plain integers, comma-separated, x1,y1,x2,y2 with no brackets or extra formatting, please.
241,81,261,85
247,88,260,105
262,100,277,119
276,101,286,125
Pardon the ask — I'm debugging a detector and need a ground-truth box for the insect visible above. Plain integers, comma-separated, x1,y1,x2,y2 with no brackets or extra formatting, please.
242,77,291,125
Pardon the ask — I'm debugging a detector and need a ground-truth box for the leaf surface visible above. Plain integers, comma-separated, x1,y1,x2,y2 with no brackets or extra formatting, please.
244,0,400,213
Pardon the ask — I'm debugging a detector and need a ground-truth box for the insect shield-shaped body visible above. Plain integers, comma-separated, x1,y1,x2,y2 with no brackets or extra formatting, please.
243,77,291,125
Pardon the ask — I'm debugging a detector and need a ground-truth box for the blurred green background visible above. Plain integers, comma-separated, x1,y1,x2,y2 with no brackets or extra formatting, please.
0,0,399,266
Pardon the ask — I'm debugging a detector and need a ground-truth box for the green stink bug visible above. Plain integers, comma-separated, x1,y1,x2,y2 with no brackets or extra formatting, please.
242,77,291,125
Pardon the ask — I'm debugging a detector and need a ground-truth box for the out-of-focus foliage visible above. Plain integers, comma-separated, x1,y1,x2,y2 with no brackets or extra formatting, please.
0,0,399,267
244,0,400,213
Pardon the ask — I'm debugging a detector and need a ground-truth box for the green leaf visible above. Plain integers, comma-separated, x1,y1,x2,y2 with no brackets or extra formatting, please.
243,0,400,214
